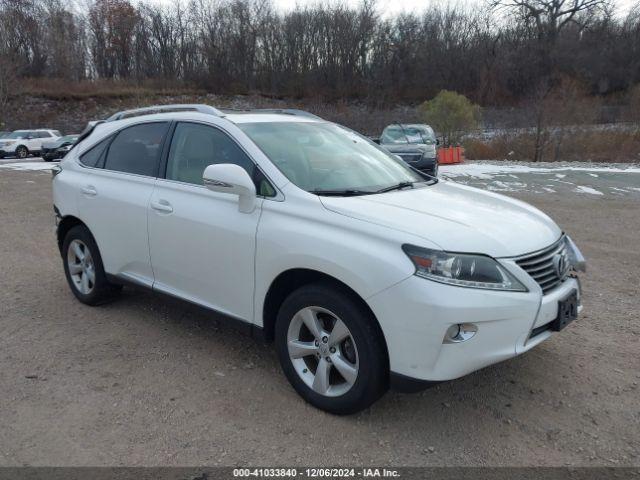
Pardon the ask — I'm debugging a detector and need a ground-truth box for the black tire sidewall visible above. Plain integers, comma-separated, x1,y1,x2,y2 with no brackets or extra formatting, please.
16,146,28,158
62,225,115,305
275,283,388,414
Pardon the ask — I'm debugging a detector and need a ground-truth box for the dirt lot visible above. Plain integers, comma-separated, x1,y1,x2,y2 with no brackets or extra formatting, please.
0,166,639,467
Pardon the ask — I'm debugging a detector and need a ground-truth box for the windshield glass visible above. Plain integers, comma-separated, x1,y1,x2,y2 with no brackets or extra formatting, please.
239,122,427,194
6,131,28,139
381,124,436,145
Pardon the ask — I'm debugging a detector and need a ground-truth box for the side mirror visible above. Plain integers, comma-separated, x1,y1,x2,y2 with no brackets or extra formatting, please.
202,163,256,213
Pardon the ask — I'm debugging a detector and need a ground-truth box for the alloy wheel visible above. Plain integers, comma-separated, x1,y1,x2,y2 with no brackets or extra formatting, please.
287,306,359,397
67,239,96,295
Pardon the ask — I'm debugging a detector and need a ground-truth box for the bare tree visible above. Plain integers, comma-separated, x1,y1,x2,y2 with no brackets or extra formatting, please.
492,0,609,160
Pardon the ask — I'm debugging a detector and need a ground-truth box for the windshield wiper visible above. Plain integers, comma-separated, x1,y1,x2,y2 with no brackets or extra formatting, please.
311,189,374,197
374,181,415,194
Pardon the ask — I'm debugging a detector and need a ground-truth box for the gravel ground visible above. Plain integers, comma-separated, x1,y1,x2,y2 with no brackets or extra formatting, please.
0,166,639,467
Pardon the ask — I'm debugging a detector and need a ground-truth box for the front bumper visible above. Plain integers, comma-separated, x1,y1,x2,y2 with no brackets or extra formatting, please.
367,272,582,384
42,150,65,160
413,157,438,176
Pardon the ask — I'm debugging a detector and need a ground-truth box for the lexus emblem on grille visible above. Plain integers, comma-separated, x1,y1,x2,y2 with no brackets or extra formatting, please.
553,253,569,279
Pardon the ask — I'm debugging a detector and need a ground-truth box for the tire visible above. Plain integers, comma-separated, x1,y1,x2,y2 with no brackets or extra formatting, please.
275,282,388,414
15,146,28,159
62,225,120,305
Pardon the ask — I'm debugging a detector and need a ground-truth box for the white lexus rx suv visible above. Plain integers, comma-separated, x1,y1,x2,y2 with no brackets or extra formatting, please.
52,104,586,414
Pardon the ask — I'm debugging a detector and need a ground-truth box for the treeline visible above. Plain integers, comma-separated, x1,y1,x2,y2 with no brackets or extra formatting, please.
1,0,640,104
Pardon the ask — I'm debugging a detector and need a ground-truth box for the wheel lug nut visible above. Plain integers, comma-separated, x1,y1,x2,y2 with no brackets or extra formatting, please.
314,340,319,346
326,357,332,363
322,336,328,343
330,347,336,353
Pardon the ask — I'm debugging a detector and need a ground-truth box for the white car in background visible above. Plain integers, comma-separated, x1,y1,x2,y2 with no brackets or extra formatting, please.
0,129,62,159
52,104,586,414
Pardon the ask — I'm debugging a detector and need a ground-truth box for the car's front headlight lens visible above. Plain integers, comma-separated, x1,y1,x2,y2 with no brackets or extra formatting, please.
60,145,72,151
402,244,528,292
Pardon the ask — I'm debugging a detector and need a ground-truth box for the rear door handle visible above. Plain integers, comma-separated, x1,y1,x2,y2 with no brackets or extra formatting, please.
81,185,97,196
150,199,173,213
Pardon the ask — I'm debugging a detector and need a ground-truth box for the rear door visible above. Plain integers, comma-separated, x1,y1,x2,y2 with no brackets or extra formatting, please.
32,131,51,152
77,122,170,287
147,121,269,321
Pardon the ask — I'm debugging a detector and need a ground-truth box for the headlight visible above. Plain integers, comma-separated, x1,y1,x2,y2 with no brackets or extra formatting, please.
1,140,15,145
60,145,72,151
402,244,528,292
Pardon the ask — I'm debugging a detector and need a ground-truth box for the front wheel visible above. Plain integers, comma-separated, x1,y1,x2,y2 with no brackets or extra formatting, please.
275,283,388,414
16,146,28,159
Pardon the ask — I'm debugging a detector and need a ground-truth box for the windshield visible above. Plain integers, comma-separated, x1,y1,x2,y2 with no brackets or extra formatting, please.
381,124,436,145
6,131,28,139
239,122,427,194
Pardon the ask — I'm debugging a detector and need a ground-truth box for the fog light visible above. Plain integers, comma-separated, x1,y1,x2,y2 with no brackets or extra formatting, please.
444,323,478,344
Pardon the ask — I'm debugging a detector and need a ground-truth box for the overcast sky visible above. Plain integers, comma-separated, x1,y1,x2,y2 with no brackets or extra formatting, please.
260,0,637,18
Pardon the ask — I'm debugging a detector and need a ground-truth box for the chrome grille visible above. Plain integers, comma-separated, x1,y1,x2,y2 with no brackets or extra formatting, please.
515,237,570,294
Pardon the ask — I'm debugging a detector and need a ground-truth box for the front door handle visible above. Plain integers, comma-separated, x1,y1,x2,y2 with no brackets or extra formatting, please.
81,185,97,196
150,199,173,213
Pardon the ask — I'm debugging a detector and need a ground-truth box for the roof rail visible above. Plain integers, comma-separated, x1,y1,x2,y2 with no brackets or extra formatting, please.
221,108,322,120
106,104,224,122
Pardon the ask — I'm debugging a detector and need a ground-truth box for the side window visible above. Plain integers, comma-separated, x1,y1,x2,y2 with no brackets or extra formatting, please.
166,122,275,196
104,122,169,177
79,137,111,168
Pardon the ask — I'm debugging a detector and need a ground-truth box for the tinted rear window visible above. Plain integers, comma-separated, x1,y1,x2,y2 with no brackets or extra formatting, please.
104,122,169,177
80,137,111,168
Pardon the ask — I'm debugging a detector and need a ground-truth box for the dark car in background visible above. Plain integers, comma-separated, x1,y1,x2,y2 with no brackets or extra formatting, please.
41,135,79,161
376,124,438,177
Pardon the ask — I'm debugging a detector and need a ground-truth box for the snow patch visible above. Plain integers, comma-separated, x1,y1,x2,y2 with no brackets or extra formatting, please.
440,163,640,179
0,162,57,171
574,185,604,195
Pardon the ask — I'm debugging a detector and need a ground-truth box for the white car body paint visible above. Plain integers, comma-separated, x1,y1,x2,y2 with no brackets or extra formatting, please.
53,110,584,384
0,129,60,156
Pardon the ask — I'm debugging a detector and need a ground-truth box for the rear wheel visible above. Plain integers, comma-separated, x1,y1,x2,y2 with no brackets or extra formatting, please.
62,225,120,305
275,283,388,414
16,146,28,159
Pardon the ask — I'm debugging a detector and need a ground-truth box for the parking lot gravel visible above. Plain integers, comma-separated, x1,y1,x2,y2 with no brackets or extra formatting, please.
0,165,639,467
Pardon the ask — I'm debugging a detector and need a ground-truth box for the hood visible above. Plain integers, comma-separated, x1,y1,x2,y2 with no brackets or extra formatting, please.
384,143,437,158
319,180,561,257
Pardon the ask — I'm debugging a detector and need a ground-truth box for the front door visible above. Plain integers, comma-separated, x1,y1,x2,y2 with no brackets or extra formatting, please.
148,121,264,321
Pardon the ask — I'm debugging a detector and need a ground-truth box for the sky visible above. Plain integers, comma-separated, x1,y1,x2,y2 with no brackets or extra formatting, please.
266,0,638,18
